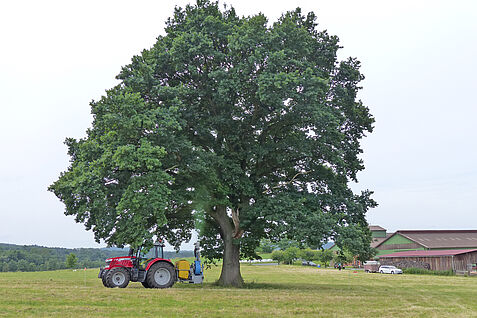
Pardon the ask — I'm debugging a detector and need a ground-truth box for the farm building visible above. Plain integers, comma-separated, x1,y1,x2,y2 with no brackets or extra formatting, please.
328,227,477,271
374,230,477,256
369,225,393,248
379,249,477,272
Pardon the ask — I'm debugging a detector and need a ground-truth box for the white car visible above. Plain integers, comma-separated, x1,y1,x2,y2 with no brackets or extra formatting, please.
379,265,403,274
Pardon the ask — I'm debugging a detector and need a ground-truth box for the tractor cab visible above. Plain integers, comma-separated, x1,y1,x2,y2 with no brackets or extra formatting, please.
129,242,165,269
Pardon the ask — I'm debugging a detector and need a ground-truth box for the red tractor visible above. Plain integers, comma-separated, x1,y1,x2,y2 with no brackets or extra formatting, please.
98,241,203,288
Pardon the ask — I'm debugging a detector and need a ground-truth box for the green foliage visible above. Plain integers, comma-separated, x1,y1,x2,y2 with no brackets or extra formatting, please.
403,268,455,276
49,0,376,273
319,249,334,267
282,247,300,264
274,247,333,266
333,226,376,262
333,249,354,264
271,250,285,264
276,239,302,250
255,239,277,254
297,248,318,262
65,253,78,269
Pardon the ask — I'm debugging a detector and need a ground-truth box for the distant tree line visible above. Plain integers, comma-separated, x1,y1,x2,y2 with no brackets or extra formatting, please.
270,247,335,266
0,243,193,272
257,238,374,266
255,238,357,267
255,239,332,265
255,238,318,253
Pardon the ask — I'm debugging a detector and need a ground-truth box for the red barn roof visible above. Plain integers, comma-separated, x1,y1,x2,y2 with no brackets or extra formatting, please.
379,249,477,258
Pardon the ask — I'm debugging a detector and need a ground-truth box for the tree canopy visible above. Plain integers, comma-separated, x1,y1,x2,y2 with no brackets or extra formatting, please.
65,253,78,269
49,0,376,286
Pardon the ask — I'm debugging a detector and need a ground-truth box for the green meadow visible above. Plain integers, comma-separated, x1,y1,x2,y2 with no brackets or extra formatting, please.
1,264,476,317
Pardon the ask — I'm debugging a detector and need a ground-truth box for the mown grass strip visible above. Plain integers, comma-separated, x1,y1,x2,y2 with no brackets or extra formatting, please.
1,265,476,317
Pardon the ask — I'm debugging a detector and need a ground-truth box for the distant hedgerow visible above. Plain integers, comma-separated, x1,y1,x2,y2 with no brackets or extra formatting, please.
403,268,455,276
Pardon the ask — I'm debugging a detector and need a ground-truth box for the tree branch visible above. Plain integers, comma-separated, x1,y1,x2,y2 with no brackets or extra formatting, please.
262,170,310,194
164,165,178,172
231,208,244,239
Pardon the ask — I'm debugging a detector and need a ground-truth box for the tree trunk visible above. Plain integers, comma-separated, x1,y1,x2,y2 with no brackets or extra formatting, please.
211,205,244,287
217,235,243,287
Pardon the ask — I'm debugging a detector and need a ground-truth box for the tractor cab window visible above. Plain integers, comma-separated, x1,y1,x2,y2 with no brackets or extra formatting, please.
140,247,156,259
128,247,150,260
137,245,163,259
135,245,162,269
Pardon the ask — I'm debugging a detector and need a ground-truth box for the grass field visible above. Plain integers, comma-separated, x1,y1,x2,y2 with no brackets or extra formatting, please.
1,264,476,317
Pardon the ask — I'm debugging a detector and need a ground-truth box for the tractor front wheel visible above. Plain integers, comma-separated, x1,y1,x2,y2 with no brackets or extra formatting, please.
106,267,130,288
146,262,175,288
101,270,111,288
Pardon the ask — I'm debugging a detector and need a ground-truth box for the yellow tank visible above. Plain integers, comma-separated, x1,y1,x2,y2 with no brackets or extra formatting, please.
175,260,190,280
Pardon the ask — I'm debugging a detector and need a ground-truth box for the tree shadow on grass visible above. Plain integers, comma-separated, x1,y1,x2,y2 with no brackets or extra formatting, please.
241,282,322,290
173,281,361,292
240,281,364,291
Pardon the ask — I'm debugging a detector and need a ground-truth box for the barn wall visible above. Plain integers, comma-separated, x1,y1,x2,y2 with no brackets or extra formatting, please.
378,234,423,251
377,243,423,251
455,253,477,271
381,256,451,270
379,258,431,270
376,248,425,257
380,251,477,271
381,234,414,245
372,230,387,238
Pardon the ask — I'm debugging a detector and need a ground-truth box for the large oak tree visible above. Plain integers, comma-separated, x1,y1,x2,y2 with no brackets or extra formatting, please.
49,0,376,287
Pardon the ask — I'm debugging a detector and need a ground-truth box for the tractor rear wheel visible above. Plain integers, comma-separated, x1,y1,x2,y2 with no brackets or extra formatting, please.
146,262,175,288
106,267,130,288
141,281,152,288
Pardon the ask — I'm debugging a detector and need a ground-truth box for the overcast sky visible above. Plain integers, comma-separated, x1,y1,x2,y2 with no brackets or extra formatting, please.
0,0,476,249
